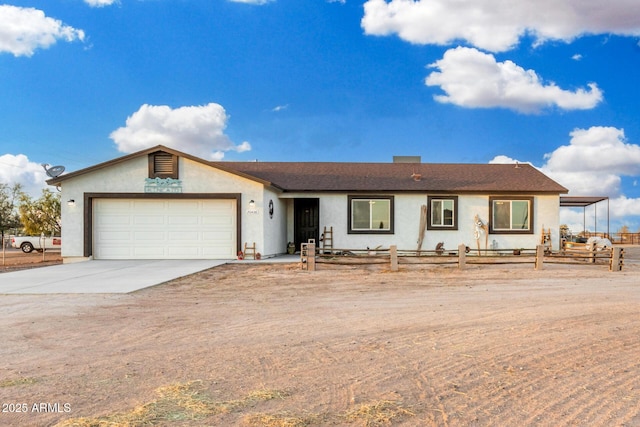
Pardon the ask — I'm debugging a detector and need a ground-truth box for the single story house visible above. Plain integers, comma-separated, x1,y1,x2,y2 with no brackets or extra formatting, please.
47,145,569,262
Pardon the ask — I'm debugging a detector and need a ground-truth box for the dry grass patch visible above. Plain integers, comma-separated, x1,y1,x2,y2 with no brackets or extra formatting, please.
343,400,415,426
0,377,38,387
242,399,415,427
55,381,289,427
242,411,320,427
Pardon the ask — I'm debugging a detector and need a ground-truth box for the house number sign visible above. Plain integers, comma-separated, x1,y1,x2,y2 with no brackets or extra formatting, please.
144,177,183,193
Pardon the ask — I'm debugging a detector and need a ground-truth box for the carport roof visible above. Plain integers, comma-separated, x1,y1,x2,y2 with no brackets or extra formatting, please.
560,196,609,207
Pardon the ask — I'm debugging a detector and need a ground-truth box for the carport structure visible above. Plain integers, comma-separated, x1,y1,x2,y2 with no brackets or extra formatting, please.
560,196,610,237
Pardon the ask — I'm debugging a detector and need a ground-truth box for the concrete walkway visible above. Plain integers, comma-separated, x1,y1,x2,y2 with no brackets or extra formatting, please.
0,259,227,294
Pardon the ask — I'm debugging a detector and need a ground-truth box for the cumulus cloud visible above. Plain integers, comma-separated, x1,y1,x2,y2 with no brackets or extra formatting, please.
489,155,531,165
425,47,603,113
536,126,640,228
0,154,49,197
0,5,85,57
110,103,251,160
362,0,640,53
84,0,118,7
492,127,640,229
540,127,640,197
543,127,640,178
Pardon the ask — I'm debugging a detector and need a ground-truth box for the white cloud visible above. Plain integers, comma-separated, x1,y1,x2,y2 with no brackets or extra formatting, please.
572,53,583,61
362,0,640,53
425,47,603,113
84,0,118,7
536,126,640,228
488,155,532,166
0,154,49,197
493,127,640,230
110,103,251,160
543,127,640,177
271,104,289,112
0,5,85,57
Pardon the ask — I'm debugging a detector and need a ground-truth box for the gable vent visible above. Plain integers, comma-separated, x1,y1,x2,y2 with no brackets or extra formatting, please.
154,153,173,174
149,152,178,179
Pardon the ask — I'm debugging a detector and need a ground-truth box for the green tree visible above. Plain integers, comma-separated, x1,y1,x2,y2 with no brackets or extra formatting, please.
18,188,61,235
0,183,24,243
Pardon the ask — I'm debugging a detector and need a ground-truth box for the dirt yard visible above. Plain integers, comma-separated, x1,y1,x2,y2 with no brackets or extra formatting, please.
1,249,62,273
0,248,639,426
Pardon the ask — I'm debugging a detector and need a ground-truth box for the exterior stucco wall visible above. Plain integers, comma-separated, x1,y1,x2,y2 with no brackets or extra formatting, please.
58,152,562,261
59,156,267,260
285,193,561,252
261,189,287,256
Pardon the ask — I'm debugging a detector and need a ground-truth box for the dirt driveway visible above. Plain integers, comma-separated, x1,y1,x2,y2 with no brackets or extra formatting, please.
1,248,639,426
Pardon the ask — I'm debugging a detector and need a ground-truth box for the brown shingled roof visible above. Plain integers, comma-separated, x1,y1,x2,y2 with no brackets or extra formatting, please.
211,161,569,194
46,145,567,194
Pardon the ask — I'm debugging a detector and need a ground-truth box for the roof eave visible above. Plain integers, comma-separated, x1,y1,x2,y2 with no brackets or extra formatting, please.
46,145,280,191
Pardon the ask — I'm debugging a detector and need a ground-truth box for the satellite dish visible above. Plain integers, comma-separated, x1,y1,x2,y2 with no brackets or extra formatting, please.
42,164,65,178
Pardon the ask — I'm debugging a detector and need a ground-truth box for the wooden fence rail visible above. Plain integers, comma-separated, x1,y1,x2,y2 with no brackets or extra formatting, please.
304,244,624,273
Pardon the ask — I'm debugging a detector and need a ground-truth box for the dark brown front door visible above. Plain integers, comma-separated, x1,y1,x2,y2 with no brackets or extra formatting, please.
294,198,319,251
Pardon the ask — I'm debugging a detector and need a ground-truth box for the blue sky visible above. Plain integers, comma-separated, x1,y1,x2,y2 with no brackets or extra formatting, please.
2,0,640,233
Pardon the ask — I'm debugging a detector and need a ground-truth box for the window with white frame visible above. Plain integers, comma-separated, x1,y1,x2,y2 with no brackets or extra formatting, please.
348,196,394,234
428,196,458,230
490,197,533,233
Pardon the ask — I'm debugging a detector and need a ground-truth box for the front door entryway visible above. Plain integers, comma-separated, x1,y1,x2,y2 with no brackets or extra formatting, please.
294,198,319,251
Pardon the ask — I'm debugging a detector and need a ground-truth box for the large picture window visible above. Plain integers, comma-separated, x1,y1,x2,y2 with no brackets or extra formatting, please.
348,196,394,234
427,196,458,230
490,197,533,234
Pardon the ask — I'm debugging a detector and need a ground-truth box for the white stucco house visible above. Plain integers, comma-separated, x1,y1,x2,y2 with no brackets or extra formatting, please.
47,146,569,262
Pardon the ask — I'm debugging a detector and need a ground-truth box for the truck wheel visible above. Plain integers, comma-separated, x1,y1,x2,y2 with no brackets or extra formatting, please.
21,242,34,253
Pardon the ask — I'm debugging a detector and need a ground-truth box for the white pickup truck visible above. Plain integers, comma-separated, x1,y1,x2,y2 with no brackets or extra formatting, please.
11,236,62,253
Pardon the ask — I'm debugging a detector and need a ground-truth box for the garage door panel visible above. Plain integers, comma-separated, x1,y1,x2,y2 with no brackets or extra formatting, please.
168,247,200,257
96,246,133,258
93,199,236,260
202,215,234,226
133,200,165,210
98,215,132,226
167,200,200,211
101,200,133,211
135,215,165,225
133,231,167,241
97,231,131,241
202,230,234,241
202,248,233,257
169,231,200,241
168,215,199,225
133,247,166,257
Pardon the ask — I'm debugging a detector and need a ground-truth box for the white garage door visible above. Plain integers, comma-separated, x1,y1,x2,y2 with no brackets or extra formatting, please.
93,199,236,259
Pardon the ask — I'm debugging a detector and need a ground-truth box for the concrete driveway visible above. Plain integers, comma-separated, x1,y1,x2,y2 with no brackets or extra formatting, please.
0,259,226,294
